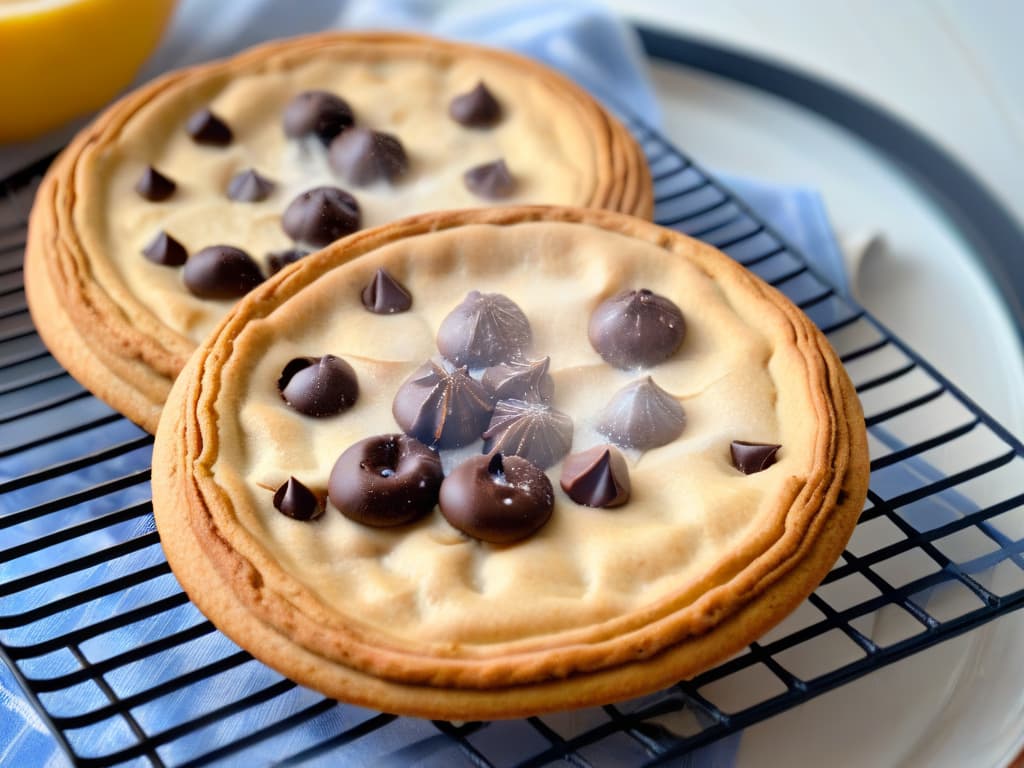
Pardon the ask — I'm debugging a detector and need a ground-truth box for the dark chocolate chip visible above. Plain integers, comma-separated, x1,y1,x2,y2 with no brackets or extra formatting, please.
273,477,324,520
277,355,359,417
560,445,631,508
596,376,685,450
281,186,360,247
266,248,310,275
182,245,263,299
141,231,187,266
481,357,554,403
439,452,554,544
186,108,233,146
436,290,532,367
328,128,409,186
283,90,355,144
134,166,176,201
328,434,443,527
449,81,502,127
588,289,686,369
361,267,412,314
463,158,515,199
392,360,493,448
730,441,781,474
482,399,573,469
227,169,275,202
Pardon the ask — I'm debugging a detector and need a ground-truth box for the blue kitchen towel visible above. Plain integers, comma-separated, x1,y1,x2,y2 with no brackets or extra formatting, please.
0,1,849,766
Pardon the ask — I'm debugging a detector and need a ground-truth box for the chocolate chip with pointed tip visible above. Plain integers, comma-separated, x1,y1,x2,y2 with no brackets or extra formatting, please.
186,108,233,146
328,434,443,527
560,445,631,508
266,248,310,275
227,169,275,202
463,158,515,199
182,245,263,299
589,289,686,369
134,166,176,201
361,267,412,314
481,357,554,403
278,354,359,417
281,186,360,247
436,290,532,367
273,477,324,520
392,360,493,448
328,128,409,186
482,399,573,469
141,231,187,266
596,377,685,450
283,90,354,144
439,452,554,544
730,441,781,474
449,81,501,127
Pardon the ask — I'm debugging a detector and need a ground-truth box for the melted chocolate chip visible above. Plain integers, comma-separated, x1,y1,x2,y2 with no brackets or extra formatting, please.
281,186,360,247
266,248,310,275
328,434,443,527
439,453,554,544
481,357,554,403
283,90,355,144
186,108,232,146
449,81,502,127
560,446,631,508
134,166,176,201
730,441,781,474
182,245,263,299
463,158,516,199
596,377,685,450
278,355,359,417
328,128,408,186
273,477,324,520
141,231,187,266
482,399,573,469
227,169,275,202
392,360,492,448
361,267,412,314
436,291,532,367
588,289,686,369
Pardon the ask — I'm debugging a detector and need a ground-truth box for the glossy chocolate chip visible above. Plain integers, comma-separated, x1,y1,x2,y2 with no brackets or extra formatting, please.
730,441,781,474
482,399,573,469
328,128,408,186
439,453,554,544
463,158,515,199
141,231,187,266
273,477,324,521
186,108,232,146
227,169,275,202
588,289,686,369
436,291,532,367
278,355,359,417
392,360,492,448
560,445,631,508
281,186,360,247
481,357,554,403
134,166,176,201
328,434,443,527
361,267,412,314
283,90,354,144
596,377,685,450
182,245,263,299
266,248,310,275
449,81,501,127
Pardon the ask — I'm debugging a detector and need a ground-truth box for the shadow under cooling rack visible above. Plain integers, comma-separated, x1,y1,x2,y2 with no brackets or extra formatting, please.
1,118,1024,768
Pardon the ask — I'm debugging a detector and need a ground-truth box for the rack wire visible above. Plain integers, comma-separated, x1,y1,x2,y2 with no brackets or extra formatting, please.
2,117,1023,767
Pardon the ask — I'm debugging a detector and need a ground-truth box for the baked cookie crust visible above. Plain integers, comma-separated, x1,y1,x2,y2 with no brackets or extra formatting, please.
152,206,869,719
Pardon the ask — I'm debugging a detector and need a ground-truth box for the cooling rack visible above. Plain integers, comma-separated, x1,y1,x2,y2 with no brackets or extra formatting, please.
2,117,1023,768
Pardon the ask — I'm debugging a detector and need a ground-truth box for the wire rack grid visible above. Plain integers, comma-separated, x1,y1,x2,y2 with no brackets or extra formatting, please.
2,117,1024,768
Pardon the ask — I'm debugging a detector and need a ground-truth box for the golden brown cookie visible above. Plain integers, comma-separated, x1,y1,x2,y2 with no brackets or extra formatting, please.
25,32,651,432
151,206,869,719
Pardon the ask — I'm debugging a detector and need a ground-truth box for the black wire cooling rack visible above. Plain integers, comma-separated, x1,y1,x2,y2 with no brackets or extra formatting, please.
2,117,1024,768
